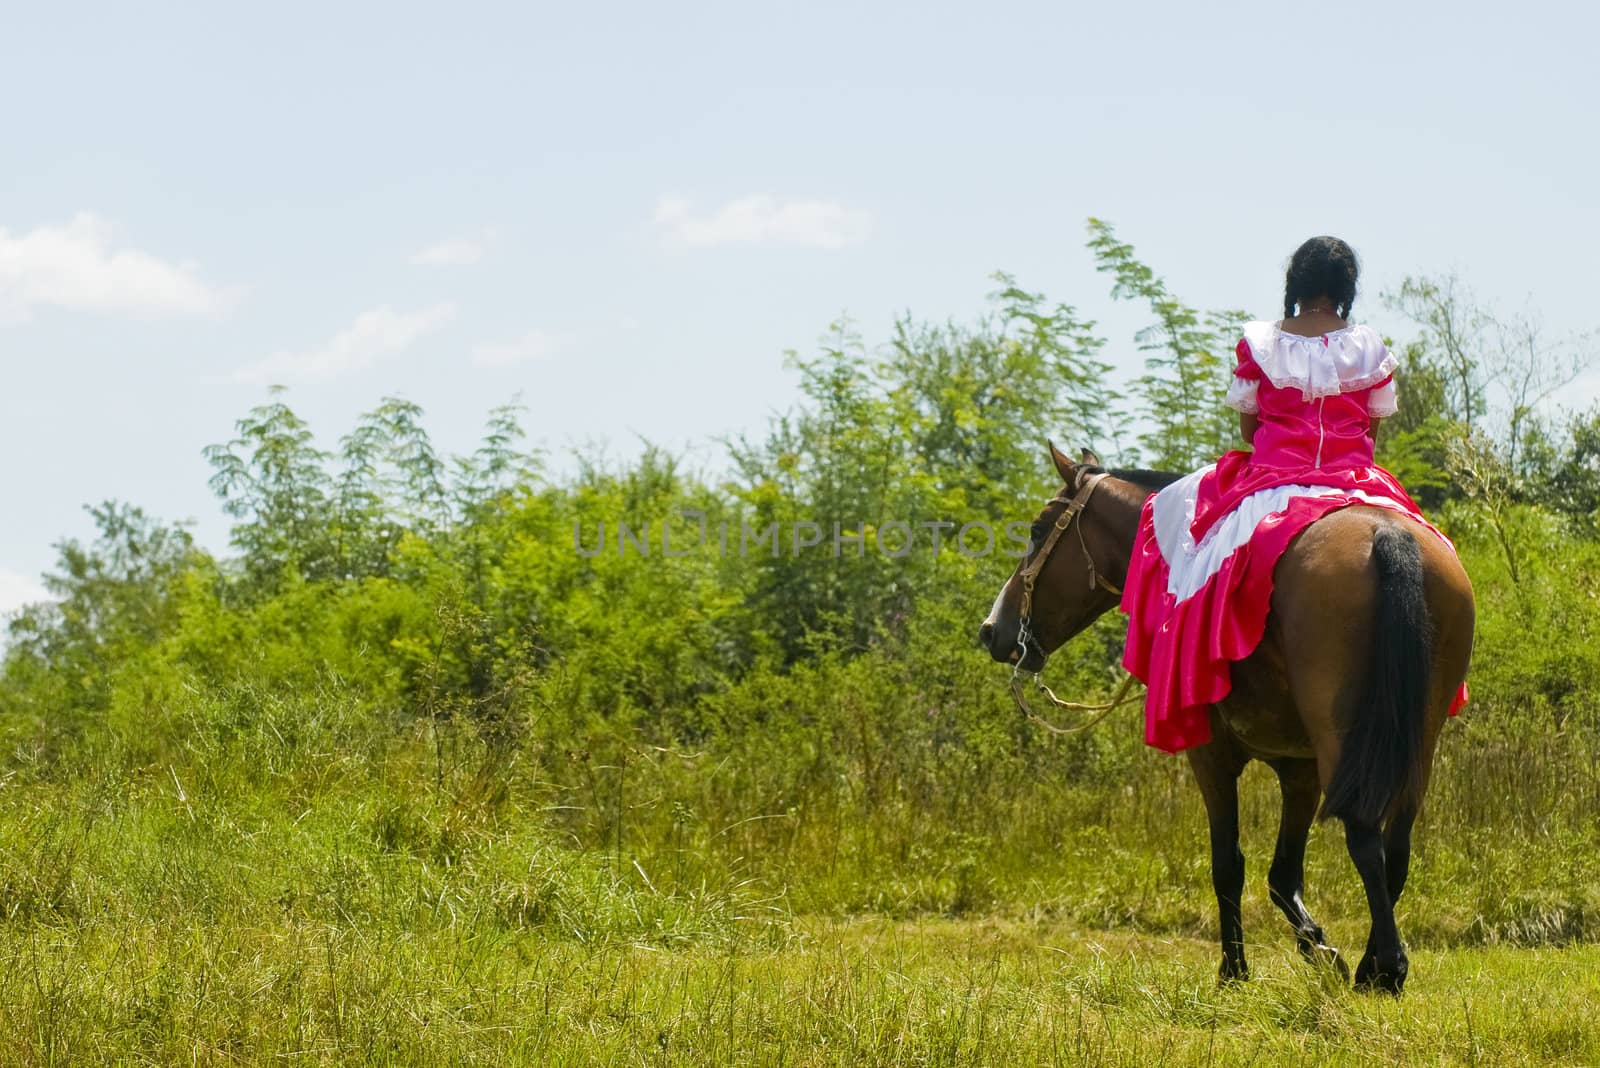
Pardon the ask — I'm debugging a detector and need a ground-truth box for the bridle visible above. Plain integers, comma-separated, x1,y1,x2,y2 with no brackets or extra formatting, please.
1015,470,1122,626
1009,468,1143,732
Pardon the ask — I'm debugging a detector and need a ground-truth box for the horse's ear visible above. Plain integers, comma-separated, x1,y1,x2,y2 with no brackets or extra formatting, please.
1079,447,1103,467
1047,440,1076,483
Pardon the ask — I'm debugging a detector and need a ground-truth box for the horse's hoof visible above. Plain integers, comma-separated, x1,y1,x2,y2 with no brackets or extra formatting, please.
1353,953,1406,995
1303,941,1350,983
1218,959,1249,984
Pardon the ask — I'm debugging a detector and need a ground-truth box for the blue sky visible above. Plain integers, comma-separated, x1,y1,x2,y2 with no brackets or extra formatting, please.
2,0,1596,614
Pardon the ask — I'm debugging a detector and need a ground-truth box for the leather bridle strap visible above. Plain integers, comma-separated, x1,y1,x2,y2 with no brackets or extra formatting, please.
1016,471,1118,626
1009,468,1142,733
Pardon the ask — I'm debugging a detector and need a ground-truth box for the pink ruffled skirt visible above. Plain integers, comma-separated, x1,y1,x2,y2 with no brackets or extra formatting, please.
1120,452,1469,753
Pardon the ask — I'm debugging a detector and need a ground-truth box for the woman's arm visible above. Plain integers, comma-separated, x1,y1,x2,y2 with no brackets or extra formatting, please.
1225,338,1262,443
1240,412,1258,445
1368,378,1397,436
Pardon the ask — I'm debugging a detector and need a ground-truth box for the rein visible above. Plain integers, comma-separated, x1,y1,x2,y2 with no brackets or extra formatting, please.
1009,469,1145,733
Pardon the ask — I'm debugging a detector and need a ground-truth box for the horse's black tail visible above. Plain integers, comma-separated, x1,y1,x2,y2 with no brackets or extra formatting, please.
1320,525,1433,827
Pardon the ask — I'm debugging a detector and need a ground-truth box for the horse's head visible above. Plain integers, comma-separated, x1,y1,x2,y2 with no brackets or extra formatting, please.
978,443,1149,671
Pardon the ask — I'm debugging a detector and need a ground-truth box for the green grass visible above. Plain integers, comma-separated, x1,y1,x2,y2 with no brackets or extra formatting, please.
4,914,1597,1064
1,679,1597,1064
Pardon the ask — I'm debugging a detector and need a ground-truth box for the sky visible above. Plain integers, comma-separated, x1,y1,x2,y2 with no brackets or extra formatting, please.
2,0,1596,615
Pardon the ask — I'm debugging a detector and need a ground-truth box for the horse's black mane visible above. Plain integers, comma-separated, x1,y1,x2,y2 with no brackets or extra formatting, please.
1082,466,1186,492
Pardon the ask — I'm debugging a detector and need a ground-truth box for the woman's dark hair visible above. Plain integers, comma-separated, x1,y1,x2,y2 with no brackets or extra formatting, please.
1283,236,1359,319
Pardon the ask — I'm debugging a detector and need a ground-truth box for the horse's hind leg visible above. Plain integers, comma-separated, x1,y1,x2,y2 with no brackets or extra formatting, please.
1383,803,1417,903
1383,712,1443,904
1268,758,1348,978
1343,818,1407,993
1187,735,1250,981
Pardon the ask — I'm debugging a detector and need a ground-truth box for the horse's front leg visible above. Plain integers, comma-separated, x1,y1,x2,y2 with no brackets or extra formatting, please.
1187,736,1249,981
1267,758,1348,979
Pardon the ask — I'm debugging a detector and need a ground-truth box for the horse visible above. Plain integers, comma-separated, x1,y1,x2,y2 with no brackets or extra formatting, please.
977,443,1474,993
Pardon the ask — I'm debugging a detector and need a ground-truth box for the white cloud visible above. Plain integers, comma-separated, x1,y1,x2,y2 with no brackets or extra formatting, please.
0,569,49,619
0,212,231,323
654,195,870,249
409,235,490,267
471,329,561,369
236,303,458,385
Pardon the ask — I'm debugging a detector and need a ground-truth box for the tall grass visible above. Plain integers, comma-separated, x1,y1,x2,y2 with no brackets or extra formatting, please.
3,498,1598,1060
5,631,1595,958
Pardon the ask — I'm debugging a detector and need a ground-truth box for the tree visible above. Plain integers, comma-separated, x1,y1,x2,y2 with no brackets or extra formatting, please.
1086,219,1244,471
1374,339,1457,507
1387,276,1488,435
3,502,201,711
987,273,1124,457
1520,405,1600,522
1490,309,1594,477
371,397,451,532
1385,275,1597,504
204,389,336,590
727,323,908,658
332,412,396,580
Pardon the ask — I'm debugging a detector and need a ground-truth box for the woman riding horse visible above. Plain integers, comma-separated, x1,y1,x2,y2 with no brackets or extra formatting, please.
979,236,1474,994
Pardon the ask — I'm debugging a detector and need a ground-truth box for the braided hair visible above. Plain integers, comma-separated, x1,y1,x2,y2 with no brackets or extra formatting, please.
1283,236,1359,320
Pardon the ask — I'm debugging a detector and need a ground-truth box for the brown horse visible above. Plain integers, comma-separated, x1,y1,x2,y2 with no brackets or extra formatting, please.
978,443,1474,993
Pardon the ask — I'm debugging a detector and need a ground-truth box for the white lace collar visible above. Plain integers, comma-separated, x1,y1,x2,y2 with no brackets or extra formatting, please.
1241,321,1396,400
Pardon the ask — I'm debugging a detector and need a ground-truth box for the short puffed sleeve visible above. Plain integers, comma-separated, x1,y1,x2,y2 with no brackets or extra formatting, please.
1223,337,1261,414
1367,374,1398,417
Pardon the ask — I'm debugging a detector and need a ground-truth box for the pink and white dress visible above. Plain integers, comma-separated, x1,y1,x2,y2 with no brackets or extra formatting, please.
1119,321,1469,753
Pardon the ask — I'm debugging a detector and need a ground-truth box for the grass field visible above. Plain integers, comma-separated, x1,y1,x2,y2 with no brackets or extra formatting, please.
2,687,1597,1066
5,912,1597,1065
